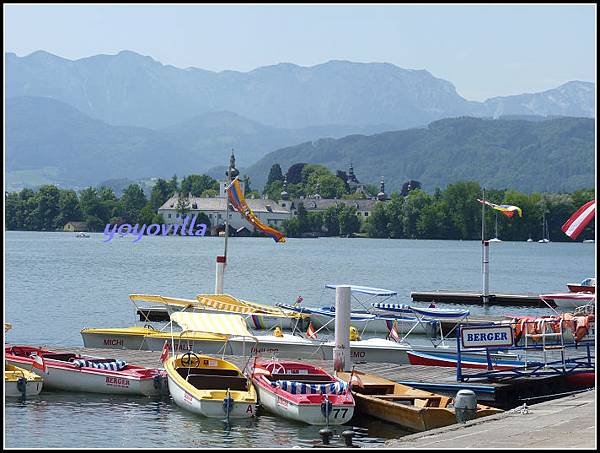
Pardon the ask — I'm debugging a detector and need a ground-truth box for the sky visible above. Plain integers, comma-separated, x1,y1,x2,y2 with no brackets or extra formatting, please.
3,3,596,101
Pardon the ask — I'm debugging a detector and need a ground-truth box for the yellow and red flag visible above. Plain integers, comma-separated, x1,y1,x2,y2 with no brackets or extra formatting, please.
477,199,522,218
227,177,286,243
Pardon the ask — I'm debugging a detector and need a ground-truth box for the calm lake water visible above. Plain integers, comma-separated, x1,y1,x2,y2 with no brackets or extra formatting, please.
4,231,596,448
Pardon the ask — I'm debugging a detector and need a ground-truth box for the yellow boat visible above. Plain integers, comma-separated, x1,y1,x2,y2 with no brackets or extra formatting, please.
335,370,502,432
165,353,257,420
5,363,44,397
131,293,309,330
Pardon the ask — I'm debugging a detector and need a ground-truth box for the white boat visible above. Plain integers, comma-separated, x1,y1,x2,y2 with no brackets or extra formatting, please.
538,213,550,243
249,358,354,425
75,232,90,238
5,345,168,396
540,292,596,311
5,363,44,397
489,212,502,242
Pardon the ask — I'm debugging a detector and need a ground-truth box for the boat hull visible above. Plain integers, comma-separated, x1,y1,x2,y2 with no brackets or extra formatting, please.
5,366,44,397
5,347,167,396
255,384,354,425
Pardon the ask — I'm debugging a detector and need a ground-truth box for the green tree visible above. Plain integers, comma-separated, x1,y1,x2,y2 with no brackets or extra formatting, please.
338,205,360,236
34,185,61,231
266,163,284,187
56,189,82,228
150,178,171,211
366,202,389,238
121,184,148,223
181,174,219,197
138,203,157,226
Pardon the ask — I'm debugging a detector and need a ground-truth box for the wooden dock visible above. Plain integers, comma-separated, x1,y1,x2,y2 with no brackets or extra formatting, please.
60,346,590,410
411,291,555,308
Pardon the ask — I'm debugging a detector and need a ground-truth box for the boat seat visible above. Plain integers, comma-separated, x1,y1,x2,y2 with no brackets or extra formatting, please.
186,375,249,391
177,367,240,379
43,353,78,362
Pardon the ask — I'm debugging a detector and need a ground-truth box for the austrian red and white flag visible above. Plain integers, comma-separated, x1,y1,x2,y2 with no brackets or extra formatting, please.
306,322,317,339
388,322,400,342
160,340,170,363
561,200,595,240
31,354,46,373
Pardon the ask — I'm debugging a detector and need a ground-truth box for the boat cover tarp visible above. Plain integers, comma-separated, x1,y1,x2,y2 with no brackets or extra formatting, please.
171,312,253,337
325,285,397,296
277,303,377,321
73,359,127,370
372,302,469,319
274,380,347,395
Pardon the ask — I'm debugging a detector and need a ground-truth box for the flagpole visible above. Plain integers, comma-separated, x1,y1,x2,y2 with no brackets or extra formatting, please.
215,150,233,294
481,187,489,304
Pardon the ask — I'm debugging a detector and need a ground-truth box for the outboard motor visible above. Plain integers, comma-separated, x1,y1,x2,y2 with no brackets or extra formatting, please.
454,389,477,423
222,390,234,424
17,377,27,397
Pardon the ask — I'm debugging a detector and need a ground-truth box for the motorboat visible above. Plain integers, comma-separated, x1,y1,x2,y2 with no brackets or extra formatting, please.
75,232,90,238
131,293,309,331
5,345,168,396
539,292,596,311
406,350,535,370
335,370,502,432
566,278,595,294
165,351,257,420
249,358,354,425
5,363,44,397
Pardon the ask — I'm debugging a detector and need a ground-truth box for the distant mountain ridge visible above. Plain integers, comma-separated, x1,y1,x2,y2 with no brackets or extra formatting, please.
6,51,594,131
245,116,595,193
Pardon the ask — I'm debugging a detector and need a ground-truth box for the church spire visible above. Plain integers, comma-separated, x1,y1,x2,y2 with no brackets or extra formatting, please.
226,149,240,180
377,176,387,201
280,174,289,200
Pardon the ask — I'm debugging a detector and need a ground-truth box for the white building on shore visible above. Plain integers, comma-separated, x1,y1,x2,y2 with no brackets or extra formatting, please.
158,152,291,236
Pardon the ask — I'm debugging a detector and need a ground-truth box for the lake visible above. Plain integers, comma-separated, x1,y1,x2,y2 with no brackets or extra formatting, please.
4,231,595,447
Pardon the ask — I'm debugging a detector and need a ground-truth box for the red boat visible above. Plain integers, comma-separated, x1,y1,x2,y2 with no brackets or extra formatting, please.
566,278,595,293
249,358,355,425
5,345,168,396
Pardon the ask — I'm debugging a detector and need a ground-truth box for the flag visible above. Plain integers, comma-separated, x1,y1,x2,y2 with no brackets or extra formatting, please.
562,200,595,240
160,340,170,363
295,295,304,304
227,177,286,243
31,354,46,373
428,302,436,308
387,320,400,342
306,322,317,339
477,199,522,218
349,372,364,390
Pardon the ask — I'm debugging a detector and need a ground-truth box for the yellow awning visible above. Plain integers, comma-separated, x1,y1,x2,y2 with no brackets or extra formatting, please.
171,312,253,337
195,294,305,318
129,294,198,308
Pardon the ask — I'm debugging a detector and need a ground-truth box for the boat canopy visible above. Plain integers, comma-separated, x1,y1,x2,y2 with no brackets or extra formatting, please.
371,302,470,319
171,312,253,337
129,294,197,307
580,278,595,287
325,285,397,296
195,294,305,318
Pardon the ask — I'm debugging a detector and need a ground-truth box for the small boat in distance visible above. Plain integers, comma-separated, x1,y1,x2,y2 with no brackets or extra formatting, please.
5,345,167,396
249,358,355,425
335,370,502,432
75,232,90,238
538,213,550,243
489,212,502,242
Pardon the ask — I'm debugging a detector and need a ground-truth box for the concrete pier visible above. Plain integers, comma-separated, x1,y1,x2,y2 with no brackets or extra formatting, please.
381,389,596,449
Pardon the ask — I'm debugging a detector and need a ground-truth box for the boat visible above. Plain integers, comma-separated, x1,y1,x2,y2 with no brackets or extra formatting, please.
75,232,90,238
335,370,502,432
4,345,168,396
489,212,502,242
539,292,596,311
5,363,44,397
526,237,534,242
566,278,595,294
406,350,534,370
165,352,257,420
249,358,354,425
131,293,309,331
538,213,550,243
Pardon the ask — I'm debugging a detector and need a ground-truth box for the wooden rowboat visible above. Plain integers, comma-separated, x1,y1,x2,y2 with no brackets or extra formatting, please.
335,370,502,432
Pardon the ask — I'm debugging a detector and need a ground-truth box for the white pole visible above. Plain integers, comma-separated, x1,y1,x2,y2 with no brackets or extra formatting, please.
482,240,490,304
333,285,351,372
215,255,226,294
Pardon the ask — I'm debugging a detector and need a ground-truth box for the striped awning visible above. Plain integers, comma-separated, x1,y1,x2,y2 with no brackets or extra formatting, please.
171,312,253,337
195,294,304,318
129,294,198,308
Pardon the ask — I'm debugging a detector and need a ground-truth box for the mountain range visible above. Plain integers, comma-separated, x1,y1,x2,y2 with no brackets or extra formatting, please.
5,50,596,192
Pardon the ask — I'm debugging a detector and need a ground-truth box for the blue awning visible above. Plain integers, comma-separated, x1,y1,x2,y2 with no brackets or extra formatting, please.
325,285,397,296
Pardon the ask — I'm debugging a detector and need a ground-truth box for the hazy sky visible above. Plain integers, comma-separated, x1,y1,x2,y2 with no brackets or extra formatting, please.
3,4,596,100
